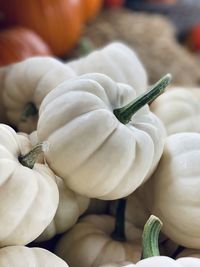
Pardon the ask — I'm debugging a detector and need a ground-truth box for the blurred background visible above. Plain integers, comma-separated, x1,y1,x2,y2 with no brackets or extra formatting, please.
1,0,200,86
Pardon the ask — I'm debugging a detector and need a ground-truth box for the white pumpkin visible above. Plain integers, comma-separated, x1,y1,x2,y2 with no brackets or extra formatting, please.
0,246,68,266
38,176,90,241
55,214,142,267
98,264,134,267
68,42,148,95
37,73,168,200
150,87,200,135
0,124,59,246
123,257,200,267
97,258,200,267
18,131,90,241
3,57,76,133
148,133,200,248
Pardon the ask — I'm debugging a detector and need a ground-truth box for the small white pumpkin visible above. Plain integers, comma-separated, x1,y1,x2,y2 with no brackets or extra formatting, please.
3,57,76,133
37,73,169,200
98,264,134,267
55,214,142,267
68,42,148,95
148,133,200,248
150,87,200,135
0,246,68,266
19,131,90,241
38,176,90,241
0,124,59,246
97,258,200,267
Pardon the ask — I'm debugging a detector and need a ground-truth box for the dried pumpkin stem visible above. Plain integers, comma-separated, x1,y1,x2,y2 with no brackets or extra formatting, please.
21,102,38,122
111,198,126,242
142,215,163,259
114,73,172,124
19,143,43,169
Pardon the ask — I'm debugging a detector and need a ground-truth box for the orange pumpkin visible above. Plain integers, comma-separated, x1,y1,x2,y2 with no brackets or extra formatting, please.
82,0,103,22
0,27,52,66
0,0,83,56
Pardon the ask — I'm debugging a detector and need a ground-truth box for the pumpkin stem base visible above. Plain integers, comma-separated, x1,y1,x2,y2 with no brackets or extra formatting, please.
19,143,43,169
21,102,38,122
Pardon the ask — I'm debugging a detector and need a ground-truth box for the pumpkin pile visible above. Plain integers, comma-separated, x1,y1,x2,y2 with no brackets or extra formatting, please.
0,41,200,267
0,0,103,66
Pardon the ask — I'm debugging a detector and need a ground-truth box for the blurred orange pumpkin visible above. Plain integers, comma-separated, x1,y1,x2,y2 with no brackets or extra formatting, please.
82,0,103,22
0,26,52,66
0,0,83,56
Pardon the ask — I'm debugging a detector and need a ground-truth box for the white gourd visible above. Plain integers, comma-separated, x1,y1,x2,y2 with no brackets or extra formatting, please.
68,42,148,95
3,57,76,133
0,246,68,267
148,133,200,248
19,131,90,241
37,73,167,200
0,124,59,246
56,214,142,267
151,87,200,135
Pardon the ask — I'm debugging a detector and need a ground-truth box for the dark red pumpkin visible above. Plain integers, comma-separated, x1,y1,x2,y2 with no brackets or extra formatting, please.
104,0,124,8
186,24,200,52
0,0,83,56
0,26,52,66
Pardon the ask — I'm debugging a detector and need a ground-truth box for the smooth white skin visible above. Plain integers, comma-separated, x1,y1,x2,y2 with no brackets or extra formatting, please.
37,176,90,241
136,256,200,267
3,57,76,133
149,133,200,248
0,246,68,267
68,42,148,95
151,88,200,135
0,124,59,246
17,131,89,241
55,214,142,267
37,73,166,200
98,263,134,267
97,257,200,267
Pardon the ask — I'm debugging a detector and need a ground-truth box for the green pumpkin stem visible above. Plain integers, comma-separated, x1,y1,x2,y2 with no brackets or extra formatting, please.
111,198,126,242
114,73,172,124
142,215,163,259
19,143,43,169
78,37,94,56
21,102,38,122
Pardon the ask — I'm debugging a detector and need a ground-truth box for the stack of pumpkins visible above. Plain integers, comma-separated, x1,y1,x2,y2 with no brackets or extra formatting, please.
0,0,103,66
0,41,200,267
